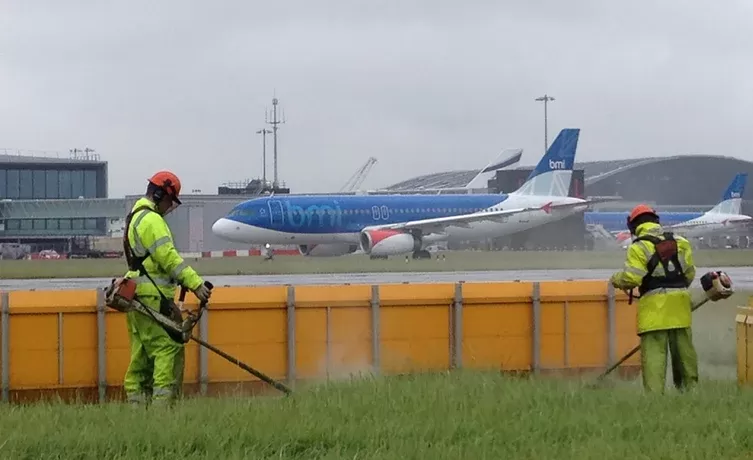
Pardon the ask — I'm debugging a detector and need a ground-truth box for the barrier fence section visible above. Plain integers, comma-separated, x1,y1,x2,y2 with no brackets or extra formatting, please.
736,299,753,386
0,280,640,403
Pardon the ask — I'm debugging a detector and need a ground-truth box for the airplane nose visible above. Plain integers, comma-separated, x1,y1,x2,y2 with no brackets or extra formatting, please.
212,218,239,239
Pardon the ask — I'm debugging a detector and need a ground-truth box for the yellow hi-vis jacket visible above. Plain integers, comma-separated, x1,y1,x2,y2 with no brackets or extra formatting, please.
123,197,204,301
609,221,696,335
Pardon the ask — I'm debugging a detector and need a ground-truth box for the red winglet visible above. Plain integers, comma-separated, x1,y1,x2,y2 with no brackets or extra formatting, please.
541,202,553,214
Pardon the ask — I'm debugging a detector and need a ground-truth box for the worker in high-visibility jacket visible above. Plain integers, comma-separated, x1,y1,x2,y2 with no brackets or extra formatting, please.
609,204,698,393
122,171,212,405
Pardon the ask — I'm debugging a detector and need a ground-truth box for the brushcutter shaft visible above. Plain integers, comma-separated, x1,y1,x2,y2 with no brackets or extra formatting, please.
104,281,292,395
189,335,292,395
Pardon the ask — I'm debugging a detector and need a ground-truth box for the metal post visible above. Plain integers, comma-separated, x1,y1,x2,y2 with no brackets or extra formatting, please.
265,96,285,188
607,283,616,367
370,285,380,375
531,282,541,374
58,312,64,386
451,283,463,369
563,300,570,368
286,285,296,388
199,305,209,396
535,94,555,153
96,289,107,403
256,128,272,185
325,306,331,380
1,292,9,403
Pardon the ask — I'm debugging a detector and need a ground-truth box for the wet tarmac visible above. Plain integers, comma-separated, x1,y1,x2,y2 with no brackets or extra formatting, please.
2,266,753,291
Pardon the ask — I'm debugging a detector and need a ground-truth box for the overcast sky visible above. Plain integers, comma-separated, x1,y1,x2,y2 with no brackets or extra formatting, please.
2,1,752,198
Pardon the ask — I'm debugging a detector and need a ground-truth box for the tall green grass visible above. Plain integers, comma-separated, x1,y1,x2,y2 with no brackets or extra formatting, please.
1,372,752,459
0,289,746,458
3,249,753,279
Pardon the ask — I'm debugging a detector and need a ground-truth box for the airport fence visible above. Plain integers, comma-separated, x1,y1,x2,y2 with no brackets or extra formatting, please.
0,280,642,403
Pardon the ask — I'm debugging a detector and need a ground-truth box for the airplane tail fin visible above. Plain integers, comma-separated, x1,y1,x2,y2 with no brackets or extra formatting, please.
707,172,747,215
464,148,523,189
510,128,580,197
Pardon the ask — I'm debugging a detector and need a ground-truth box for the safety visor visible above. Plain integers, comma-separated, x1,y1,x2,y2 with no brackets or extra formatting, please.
162,200,181,216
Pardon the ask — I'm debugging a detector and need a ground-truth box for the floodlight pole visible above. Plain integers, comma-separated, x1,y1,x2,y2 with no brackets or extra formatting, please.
256,128,272,185
535,94,555,154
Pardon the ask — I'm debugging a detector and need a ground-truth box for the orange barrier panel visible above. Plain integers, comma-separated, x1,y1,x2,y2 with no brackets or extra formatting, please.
0,280,640,403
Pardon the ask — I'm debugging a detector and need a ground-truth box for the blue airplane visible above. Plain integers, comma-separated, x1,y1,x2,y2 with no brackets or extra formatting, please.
212,128,614,258
584,172,750,241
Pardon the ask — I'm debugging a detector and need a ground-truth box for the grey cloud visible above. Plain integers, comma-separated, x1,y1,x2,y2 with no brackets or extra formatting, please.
1,0,752,197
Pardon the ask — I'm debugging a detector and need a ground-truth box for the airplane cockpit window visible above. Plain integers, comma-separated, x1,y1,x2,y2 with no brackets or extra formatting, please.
229,207,255,217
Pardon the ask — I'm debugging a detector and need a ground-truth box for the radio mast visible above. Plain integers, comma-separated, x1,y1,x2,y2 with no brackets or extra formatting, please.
265,95,286,188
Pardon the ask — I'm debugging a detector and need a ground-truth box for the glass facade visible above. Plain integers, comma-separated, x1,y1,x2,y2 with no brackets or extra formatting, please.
0,164,107,236
0,166,101,199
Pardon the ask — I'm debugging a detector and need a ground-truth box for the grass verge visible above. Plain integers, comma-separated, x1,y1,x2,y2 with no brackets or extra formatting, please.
3,249,753,279
1,371,753,459
685,288,748,381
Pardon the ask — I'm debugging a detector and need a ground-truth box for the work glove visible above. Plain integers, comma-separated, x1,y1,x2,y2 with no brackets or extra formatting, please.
192,282,212,303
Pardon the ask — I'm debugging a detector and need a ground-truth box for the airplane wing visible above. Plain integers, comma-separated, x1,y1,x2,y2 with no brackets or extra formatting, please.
363,199,611,235
363,206,538,234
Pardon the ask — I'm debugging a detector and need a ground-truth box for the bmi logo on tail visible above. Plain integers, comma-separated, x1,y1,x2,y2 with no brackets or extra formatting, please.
549,159,566,170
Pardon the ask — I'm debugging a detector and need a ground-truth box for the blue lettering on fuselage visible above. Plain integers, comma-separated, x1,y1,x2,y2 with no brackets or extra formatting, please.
224,194,510,234
285,201,343,228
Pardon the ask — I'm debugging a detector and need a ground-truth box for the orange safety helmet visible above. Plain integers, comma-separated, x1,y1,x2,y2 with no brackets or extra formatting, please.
148,170,182,205
626,204,658,233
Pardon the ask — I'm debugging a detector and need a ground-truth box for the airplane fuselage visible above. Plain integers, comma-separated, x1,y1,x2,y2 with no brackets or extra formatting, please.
583,212,702,233
584,211,752,240
668,214,753,238
213,193,586,247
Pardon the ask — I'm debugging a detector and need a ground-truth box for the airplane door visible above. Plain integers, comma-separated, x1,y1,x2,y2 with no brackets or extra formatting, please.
268,200,284,225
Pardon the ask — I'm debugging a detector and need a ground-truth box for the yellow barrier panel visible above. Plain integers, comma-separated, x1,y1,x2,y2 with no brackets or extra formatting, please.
0,280,640,403
736,305,753,386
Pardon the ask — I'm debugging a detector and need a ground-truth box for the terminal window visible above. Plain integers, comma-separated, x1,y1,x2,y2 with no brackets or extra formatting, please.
0,167,99,199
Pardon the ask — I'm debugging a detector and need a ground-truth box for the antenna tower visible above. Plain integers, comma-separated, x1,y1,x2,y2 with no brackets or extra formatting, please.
265,95,286,188
255,128,272,185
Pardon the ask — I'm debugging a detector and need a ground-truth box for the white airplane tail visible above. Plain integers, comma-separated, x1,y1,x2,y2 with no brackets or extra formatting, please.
510,128,580,197
706,173,747,215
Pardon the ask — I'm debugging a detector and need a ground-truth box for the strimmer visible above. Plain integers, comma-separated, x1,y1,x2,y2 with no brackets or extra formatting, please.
104,277,292,395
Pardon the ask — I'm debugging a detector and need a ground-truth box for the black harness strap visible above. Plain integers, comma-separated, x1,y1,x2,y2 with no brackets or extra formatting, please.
633,232,688,296
124,205,153,275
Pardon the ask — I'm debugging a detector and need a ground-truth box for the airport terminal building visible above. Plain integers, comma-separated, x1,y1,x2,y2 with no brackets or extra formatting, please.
0,152,119,255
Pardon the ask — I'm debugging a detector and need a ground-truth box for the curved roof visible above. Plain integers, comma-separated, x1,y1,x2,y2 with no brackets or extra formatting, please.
581,155,749,185
384,154,752,190
385,170,479,190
